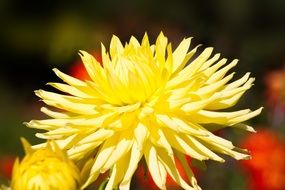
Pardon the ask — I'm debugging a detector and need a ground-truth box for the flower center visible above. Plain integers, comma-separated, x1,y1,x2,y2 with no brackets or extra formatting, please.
106,52,162,106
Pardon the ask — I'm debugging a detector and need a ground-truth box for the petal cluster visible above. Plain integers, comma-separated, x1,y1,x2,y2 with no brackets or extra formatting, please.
26,32,262,190
11,139,80,190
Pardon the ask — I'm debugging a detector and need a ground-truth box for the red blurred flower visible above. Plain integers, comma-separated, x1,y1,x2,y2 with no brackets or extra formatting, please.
0,155,15,179
69,51,102,80
264,68,285,125
240,129,285,190
264,68,285,108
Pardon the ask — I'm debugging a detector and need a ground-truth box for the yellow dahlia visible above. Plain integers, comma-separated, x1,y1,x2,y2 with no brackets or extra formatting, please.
27,32,262,190
11,138,80,190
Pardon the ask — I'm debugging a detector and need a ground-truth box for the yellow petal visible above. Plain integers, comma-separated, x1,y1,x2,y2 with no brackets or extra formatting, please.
175,150,201,190
134,122,148,150
77,129,114,145
157,147,195,190
79,50,103,82
199,53,220,71
105,153,129,190
101,131,133,172
172,37,192,74
155,32,168,66
179,47,213,77
40,107,76,119
184,135,224,162
47,82,95,99
52,68,86,86
164,129,207,160
144,143,166,189
119,142,143,189
83,135,119,188
229,107,263,124
206,59,238,84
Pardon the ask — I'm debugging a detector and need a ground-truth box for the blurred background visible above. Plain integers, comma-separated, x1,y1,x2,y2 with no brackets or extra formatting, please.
0,0,285,189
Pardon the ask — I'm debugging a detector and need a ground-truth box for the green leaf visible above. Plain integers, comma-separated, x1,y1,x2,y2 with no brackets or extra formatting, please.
98,178,109,190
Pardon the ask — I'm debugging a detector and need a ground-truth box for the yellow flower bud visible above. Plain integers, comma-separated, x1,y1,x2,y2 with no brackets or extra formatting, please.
11,138,80,190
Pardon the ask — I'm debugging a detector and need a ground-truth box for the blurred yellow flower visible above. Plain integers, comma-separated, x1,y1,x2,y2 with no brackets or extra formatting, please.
27,32,262,189
11,138,80,190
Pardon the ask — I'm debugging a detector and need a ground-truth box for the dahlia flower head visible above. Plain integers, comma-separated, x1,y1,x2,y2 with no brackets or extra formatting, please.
26,32,262,190
11,138,80,190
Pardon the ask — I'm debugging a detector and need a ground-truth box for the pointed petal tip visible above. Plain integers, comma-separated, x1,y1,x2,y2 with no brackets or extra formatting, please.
100,42,106,50
142,32,149,39
52,68,59,73
196,44,203,48
247,126,256,133
243,155,252,160
78,50,90,58
40,107,47,113
158,31,165,36
20,137,33,154
233,123,256,133
78,50,84,57
248,126,257,133
24,121,35,128
20,137,28,144
206,47,214,51
216,157,225,163
34,89,43,97
111,34,119,39
256,107,264,115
